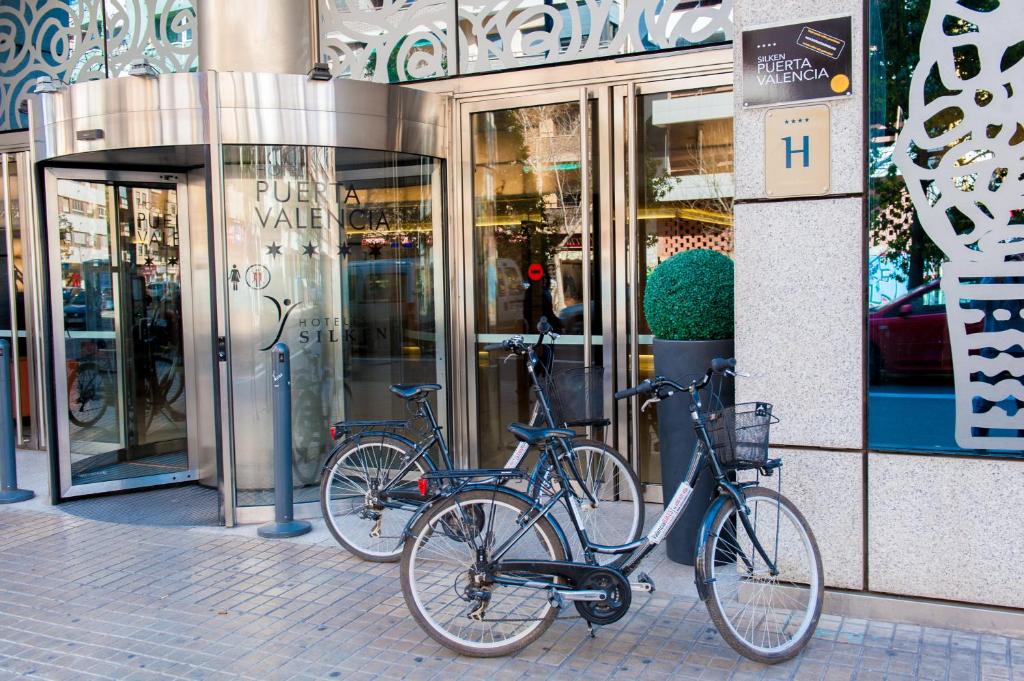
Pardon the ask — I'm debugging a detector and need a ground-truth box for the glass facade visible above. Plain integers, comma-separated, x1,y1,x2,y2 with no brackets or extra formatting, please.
0,154,32,445
868,0,1024,456
223,145,443,505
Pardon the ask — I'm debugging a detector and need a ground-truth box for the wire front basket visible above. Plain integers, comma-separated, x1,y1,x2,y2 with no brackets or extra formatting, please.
706,402,777,469
547,366,606,427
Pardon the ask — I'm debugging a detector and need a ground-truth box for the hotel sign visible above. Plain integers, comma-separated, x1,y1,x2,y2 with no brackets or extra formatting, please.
741,16,853,107
764,105,831,198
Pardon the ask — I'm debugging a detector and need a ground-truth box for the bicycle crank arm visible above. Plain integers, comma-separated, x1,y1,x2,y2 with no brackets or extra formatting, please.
552,589,607,602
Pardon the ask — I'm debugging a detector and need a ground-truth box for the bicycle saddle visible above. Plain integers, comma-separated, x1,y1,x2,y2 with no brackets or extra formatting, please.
507,423,576,445
388,383,442,400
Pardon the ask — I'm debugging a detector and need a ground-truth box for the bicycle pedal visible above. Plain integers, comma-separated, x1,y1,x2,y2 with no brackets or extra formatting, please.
548,589,566,610
630,572,655,594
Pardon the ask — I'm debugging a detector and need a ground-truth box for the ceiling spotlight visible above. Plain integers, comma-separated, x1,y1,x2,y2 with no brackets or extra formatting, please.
33,76,67,94
128,59,159,77
308,62,333,82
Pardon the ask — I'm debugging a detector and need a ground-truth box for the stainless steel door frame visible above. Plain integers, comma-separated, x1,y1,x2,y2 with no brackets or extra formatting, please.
455,86,607,465
44,167,199,498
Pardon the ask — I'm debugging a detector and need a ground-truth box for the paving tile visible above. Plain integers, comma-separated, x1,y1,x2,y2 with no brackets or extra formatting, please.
0,507,1021,681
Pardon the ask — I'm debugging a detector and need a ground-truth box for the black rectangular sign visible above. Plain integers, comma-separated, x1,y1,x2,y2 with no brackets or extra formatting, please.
741,16,853,107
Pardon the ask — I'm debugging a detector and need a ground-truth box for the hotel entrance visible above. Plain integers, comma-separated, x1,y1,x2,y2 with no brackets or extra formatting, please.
45,169,201,497
444,54,735,499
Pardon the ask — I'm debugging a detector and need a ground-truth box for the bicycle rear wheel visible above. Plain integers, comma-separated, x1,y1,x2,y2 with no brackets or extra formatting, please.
320,434,426,562
68,362,109,428
557,440,643,559
401,489,567,657
701,486,823,664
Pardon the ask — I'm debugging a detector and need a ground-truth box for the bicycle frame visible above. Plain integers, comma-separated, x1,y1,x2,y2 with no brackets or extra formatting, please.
469,381,779,593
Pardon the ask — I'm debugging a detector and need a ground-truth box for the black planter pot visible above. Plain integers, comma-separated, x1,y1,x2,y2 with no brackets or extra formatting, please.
652,337,734,565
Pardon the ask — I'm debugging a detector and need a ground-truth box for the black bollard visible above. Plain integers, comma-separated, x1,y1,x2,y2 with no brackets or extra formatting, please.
258,343,311,538
0,340,33,504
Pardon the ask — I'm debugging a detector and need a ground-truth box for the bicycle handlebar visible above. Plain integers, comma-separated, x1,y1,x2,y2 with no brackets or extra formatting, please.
482,318,559,355
710,357,736,373
614,379,653,400
614,357,737,400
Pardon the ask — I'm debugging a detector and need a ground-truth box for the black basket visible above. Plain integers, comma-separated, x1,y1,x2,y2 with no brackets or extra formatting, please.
706,402,777,469
547,366,606,427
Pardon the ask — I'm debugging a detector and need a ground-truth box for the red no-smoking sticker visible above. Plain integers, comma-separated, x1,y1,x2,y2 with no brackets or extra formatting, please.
527,263,544,281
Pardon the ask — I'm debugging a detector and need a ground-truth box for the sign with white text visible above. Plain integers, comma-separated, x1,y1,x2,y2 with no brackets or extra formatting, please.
764,105,831,198
742,16,852,107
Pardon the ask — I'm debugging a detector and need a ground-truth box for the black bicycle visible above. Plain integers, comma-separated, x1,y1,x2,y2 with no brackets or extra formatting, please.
399,358,823,663
318,320,643,562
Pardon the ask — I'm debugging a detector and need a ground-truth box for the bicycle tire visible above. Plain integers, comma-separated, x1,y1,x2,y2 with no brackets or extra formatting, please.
701,486,823,664
401,488,568,657
319,433,427,562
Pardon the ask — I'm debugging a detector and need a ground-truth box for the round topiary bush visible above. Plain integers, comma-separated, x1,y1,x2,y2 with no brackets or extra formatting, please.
643,249,734,341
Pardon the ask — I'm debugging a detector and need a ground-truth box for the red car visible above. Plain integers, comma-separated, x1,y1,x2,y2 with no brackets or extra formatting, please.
869,280,953,382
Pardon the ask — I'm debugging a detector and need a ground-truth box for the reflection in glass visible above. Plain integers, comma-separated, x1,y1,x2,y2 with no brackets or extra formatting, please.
56,179,188,486
865,3,1024,454
0,155,32,442
635,91,734,486
223,146,442,506
471,103,601,466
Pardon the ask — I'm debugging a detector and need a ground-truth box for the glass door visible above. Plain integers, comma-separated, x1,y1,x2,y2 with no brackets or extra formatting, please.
617,81,735,500
461,89,609,467
46,169,196,497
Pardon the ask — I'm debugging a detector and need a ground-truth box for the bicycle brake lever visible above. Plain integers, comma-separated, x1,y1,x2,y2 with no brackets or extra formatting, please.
640,397,660,412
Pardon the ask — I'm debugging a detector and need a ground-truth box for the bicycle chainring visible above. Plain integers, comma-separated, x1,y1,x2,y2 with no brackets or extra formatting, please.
574,567,631,625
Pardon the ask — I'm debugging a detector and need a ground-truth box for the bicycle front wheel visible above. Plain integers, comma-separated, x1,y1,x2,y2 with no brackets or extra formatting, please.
701,486,823,664
320,434,426,562
401,489,567,657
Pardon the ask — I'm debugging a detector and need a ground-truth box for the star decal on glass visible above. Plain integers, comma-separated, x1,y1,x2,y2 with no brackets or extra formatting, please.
167,257,178,266
266,242,282,259
339,243,351,257
302,241,318,258
144,257,154,266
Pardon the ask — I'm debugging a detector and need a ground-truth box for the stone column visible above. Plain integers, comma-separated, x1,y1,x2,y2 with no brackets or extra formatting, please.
732,0,865,590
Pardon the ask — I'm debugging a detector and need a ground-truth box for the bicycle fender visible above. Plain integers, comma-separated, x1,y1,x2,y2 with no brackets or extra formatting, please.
318,430,420,473
400,484,574,562
693,493,733,602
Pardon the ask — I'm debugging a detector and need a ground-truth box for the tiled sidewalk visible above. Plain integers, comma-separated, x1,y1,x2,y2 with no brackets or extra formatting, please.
0,507,1021,681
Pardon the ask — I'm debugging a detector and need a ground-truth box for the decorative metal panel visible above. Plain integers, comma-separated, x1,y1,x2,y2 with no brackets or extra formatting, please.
105,0,198,77
895,0,1024,450
319,0,732,82
0,0,197,131
319,0,452,82
0,0,106,130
